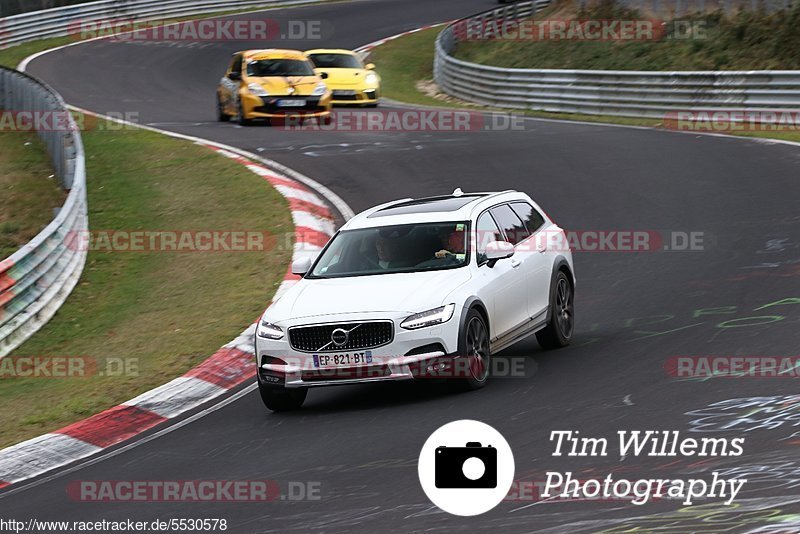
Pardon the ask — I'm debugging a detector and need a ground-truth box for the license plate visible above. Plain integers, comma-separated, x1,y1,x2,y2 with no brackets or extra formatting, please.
277,99,306,107
313,351,373,368
333,90,357,96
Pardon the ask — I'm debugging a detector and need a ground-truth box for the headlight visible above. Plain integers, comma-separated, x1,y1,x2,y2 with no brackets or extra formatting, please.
364,72,378,85
248,83,269,97
311,82,328,96
401,304,456,330
257,320,284,340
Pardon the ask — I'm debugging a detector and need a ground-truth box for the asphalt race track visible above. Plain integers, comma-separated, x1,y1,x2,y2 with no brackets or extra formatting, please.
5,0,800,530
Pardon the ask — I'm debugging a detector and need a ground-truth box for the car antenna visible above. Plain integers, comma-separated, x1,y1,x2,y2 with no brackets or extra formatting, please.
452,188,464,197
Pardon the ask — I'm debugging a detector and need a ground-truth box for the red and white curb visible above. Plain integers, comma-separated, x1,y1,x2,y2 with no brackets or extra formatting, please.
0,146,337,489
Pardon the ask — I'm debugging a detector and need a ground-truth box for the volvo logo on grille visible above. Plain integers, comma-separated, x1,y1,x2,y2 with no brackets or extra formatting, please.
331,328,349,347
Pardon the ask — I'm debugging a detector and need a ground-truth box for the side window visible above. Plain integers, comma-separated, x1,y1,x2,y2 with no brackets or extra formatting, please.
490,204,529,245
510,202,546,235
475,212,503,264
229,54,243,76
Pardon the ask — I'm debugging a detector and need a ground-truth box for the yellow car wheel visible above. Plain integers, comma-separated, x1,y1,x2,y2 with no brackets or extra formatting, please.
236,100,252,126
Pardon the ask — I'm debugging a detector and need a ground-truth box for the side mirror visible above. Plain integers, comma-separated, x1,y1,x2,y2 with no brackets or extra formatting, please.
365,63,376,70
484,241,514,266
319,71,329,79
228,71,241,81
291,257,313,276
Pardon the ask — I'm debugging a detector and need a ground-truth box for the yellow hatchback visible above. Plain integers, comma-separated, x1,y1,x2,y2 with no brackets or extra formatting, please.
216,49,332,125
305,49,380,107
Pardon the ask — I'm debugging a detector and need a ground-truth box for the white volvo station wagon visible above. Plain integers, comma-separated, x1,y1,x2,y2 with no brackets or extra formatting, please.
255,190,575,411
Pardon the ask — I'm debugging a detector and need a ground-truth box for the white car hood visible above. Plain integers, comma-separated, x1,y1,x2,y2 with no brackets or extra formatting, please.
267,269,472,322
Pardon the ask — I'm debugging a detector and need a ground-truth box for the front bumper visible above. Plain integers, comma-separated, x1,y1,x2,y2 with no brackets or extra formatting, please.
329,87,379,106
260,350,452,387
256,311,461,388
241,93,332,118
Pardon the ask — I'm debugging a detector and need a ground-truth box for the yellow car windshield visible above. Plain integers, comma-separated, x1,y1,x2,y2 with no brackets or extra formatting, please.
308,54,362,69
247,59,314,77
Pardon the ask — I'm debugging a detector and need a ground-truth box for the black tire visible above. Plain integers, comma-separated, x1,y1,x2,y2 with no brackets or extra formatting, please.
258,382,307,411
536,271,574,350
236,101,252,126
453,309,491,390
216,96,229,122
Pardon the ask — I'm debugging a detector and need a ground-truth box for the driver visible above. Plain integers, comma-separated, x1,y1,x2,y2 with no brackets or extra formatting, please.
435,225,466,259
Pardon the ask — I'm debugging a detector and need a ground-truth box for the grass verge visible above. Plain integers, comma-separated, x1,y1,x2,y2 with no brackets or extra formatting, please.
0,132,65,259
367,25,800,143
0,117,293,448
455,1,800,71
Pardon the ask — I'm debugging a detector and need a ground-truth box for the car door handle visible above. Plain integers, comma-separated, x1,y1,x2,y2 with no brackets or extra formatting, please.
510,259,521,268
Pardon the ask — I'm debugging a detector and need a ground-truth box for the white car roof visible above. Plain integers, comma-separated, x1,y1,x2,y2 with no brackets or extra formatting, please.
340,190,535,231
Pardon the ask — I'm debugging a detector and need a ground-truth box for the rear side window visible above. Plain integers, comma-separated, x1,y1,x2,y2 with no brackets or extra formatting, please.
490,204,529,245
510,202,546,234
475,212,504,264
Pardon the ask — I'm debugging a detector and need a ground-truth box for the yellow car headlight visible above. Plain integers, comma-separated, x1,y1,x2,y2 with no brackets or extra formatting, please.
248,83,269,97
311,82,328,96
364,72,379,85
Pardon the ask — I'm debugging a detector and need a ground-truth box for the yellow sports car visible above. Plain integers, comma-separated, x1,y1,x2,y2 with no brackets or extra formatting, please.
305,49,380,107
216,49,332,125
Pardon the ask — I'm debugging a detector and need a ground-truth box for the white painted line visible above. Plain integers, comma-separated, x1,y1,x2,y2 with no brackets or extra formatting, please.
123,377,228,419
0,434,101,484
0,384,258,499
291,210,336,235
273,184,329,209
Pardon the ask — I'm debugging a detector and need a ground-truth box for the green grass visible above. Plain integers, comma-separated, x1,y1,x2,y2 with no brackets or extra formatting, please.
0,36,75,69
367,24,800,144
455,1,800,71
0,117,293,448
0,132,65,259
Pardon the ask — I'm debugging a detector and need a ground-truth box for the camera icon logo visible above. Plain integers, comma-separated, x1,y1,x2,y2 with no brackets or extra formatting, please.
435,442,497,489
418,420,515,516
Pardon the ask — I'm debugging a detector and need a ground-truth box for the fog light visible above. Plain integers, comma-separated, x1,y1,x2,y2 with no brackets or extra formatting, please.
427,363,447,372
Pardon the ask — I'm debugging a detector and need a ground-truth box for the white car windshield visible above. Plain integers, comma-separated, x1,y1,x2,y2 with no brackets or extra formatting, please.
309,222,470,278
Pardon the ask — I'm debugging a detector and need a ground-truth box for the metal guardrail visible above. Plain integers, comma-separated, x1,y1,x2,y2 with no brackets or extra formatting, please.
0,67,87,358
0,0,340,357
0,0,337,49
434,1,800,118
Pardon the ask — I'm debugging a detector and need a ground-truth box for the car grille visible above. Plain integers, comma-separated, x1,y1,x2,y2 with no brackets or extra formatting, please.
289,321,393,352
